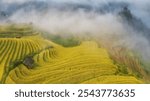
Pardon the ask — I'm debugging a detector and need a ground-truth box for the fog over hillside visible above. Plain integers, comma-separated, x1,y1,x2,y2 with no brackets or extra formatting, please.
0,0,150,70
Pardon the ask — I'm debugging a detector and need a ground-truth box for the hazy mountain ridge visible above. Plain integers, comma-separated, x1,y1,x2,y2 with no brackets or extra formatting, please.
0,1,128,18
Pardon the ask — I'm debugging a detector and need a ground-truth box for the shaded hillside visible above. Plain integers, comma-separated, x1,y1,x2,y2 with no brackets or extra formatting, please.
119,7,150,41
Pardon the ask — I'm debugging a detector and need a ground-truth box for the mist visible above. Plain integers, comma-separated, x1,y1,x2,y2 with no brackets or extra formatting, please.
1,0,150,70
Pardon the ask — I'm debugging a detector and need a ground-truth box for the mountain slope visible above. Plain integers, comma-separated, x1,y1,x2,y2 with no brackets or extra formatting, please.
5,40,143,84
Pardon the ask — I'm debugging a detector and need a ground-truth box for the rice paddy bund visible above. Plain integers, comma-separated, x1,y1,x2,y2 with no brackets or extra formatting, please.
0,25,144,84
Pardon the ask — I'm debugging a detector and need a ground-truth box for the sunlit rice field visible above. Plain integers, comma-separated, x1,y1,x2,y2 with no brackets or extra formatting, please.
0,32,144,84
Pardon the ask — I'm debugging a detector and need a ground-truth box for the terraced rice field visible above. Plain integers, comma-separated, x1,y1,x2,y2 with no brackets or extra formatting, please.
0,36,54,83
0,36,143,84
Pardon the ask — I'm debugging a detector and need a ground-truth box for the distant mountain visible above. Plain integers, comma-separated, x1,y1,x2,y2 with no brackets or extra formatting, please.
0,1,128,18
118,7,150,41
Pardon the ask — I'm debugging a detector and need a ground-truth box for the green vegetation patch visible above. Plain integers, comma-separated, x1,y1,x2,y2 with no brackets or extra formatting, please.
42,33,81,47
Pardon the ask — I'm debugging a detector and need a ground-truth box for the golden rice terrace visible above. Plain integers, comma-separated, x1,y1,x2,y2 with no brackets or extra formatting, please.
0,25,146,84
